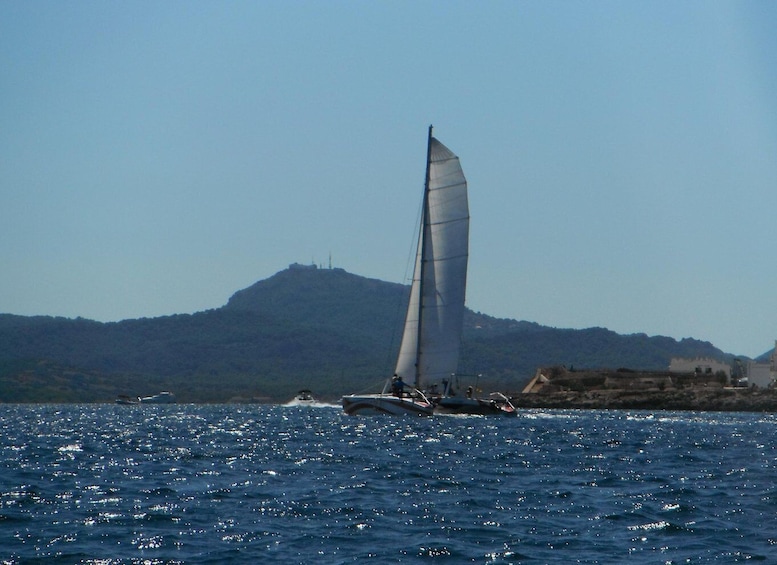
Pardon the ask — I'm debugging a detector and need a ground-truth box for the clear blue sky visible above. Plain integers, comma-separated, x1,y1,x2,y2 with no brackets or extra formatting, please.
2,1,776,358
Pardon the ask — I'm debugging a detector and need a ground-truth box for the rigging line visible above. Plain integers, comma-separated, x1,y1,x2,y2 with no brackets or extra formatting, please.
402,190,425,284
352,377,390,396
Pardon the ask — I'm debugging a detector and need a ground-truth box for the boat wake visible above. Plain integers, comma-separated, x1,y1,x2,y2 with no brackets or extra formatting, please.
283,390,338,408
282,400,339,409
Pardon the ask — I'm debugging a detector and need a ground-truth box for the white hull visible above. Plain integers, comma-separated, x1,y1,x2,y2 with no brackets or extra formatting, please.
284,399,338,408
284,399,314,407
138,391,175,404
342,394,434,416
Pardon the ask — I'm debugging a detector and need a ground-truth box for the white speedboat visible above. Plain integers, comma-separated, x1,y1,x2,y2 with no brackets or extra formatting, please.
138,391,176,404
284,389,317,406
115,395,138,405
295,389,314,403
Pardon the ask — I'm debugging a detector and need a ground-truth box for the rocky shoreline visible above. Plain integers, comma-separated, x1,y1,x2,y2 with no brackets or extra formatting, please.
510,388,777,412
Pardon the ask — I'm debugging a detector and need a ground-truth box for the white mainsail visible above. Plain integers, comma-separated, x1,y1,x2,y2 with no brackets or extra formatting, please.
394,133,469,391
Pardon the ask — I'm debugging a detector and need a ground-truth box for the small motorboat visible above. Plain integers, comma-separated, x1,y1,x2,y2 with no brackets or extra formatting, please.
295,389,315,403
115,395,138,405
138,391,176,404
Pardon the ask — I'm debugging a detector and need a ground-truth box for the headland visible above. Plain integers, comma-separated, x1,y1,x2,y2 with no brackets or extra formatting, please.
512,366,777,412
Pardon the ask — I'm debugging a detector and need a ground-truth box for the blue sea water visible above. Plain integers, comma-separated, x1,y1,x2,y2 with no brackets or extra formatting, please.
1,405,776,564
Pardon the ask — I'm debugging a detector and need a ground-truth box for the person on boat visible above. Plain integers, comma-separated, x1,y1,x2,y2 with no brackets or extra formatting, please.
466,386,473,399
391,375,406,397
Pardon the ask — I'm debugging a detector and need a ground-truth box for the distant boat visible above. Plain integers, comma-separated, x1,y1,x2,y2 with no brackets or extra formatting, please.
138,391,176,404
115,394,138,405
283,390,339,408
342,126,468,416
285,389,316,406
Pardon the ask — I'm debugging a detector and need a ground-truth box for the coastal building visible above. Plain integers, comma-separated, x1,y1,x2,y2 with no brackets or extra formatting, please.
668,357,731,378
523,365,726,394
746,362,773,388
524,345,777,395
744,341,777,389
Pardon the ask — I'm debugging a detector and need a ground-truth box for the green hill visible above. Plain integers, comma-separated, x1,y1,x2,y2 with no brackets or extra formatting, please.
0,263,742,403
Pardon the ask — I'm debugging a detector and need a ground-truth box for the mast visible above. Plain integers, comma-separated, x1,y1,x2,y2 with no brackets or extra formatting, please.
414,125,434,389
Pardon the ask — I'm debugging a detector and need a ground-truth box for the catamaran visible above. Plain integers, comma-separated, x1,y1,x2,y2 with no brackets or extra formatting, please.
342,126,471,416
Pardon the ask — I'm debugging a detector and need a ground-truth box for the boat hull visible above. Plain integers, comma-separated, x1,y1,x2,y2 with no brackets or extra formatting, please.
434,397,516,416
138,392,176,404
342,394,434,416
115,396,137,405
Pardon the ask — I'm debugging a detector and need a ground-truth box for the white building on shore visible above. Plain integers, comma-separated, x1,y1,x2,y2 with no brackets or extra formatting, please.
670,343,777,389
668,357,731,377
745,341,777,389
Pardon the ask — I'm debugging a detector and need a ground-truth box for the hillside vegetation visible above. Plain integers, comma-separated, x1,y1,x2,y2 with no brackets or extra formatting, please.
0,264,741,403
